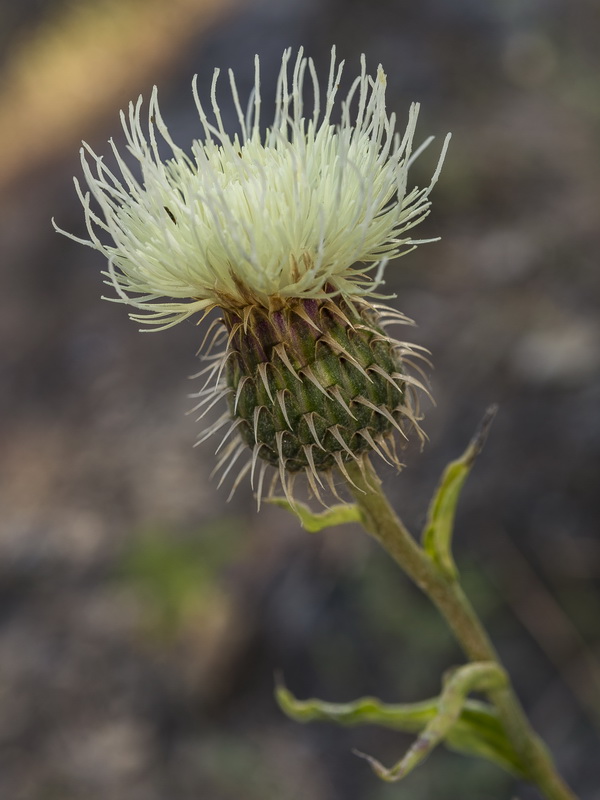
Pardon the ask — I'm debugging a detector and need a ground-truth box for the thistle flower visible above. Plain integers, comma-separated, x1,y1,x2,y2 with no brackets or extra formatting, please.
55,47,449,504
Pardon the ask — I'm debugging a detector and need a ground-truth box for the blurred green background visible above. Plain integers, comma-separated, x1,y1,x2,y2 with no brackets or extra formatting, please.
0,0,599,798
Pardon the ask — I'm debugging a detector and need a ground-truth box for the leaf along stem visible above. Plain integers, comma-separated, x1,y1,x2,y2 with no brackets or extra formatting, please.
345,457,578,800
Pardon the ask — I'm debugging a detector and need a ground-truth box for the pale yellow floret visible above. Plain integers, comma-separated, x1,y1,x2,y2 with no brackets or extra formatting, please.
55,47,449,330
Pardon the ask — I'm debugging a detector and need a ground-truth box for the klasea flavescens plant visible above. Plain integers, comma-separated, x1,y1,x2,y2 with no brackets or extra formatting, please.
55,47,577,800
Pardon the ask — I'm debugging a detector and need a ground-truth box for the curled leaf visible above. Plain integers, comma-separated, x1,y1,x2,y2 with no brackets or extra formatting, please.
276,660,526,780
268,497,361,532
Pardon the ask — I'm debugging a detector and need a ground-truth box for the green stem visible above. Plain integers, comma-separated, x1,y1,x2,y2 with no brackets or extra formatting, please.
345,458,577,800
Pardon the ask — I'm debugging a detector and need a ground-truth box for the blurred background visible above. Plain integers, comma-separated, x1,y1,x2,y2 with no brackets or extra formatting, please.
0,0,599,798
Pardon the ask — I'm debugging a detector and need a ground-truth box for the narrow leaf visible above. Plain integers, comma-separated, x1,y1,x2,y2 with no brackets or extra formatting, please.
422,405,497,579
268,497,361,531
447,702,526,777
276,659,526,781
276,681,436,731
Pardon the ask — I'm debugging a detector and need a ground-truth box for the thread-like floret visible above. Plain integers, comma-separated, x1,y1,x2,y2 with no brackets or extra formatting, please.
55,48,449,330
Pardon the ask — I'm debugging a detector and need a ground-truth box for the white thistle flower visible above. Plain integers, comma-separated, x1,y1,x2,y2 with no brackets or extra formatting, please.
56,47,449,504
56,47,448,328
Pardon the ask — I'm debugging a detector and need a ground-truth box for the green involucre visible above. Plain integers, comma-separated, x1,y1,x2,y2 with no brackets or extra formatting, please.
224,297,415,476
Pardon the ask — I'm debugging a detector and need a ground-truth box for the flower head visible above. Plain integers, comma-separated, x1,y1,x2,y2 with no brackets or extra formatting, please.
56,47,449,503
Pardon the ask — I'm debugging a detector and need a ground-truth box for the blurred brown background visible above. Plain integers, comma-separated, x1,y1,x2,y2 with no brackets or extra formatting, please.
0,0,599,798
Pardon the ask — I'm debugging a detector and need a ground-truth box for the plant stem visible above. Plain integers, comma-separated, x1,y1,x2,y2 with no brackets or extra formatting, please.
345,458,578,800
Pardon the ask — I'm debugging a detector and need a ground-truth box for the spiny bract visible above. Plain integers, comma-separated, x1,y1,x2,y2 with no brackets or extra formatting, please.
55,47,449,504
